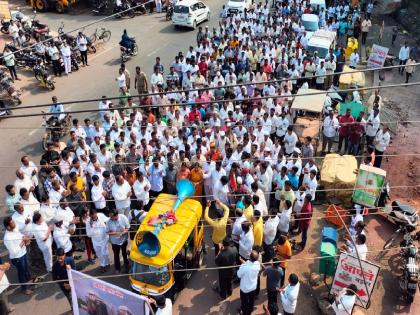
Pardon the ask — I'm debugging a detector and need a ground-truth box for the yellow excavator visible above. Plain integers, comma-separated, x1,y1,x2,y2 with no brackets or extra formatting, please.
28,0,78,13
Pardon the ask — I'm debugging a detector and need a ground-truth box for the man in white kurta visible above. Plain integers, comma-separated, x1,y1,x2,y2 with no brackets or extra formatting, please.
111,175,132,216
32,213,53,272
86,209,110,271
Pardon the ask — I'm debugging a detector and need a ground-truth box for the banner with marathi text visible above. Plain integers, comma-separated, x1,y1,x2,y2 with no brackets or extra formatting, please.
68,269,151,315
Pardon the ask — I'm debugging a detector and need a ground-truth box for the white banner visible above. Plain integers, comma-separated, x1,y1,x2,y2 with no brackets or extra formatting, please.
68,269,152,315
367,44,389,68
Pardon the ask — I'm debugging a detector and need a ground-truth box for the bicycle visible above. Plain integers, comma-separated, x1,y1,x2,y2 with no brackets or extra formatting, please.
375,225,416,261
89,27,112,44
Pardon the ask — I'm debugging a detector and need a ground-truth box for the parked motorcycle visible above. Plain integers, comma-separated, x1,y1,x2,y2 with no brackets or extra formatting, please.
0,99,12,118
22,10,50,42
16,52,40,69
42,114,72,151
0,18,10,34
377,182,419,227
114,1,136,18
34,61,55,90
120,42,138,62
398,225,419,303
128,0,147,15
0,70,22,104
92,0,112,15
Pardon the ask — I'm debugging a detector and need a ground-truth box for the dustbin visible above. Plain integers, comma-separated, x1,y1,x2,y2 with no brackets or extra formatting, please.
322,227,338,246
319,242,337,277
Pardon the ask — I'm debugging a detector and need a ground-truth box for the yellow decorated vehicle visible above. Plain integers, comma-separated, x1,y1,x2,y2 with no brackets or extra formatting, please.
129,180,205,301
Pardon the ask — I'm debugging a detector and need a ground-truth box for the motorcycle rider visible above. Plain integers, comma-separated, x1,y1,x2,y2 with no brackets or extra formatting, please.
34,37,47,63
119,29,135,53
45,96,65,122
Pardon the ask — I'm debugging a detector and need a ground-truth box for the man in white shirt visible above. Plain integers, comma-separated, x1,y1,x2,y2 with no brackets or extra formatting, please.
398,42,410,74
53,214,75,255
133,171,150,207
86,209,110,272
32,212,53,272
213,176,229,206
39,196,56,225
303,169,318,201
14,170,34,197
348,233,368,261
150,67,164,89
315,61,327,90
60,41,72,75
284,126,298,156
365,108,380,146
0,261,15,313
150,295,173,315
12,203,32,235
237,250,261,315
3,217,33,295
263,208,280,262
322,111,339,154
111,175,132,216
349,49,360,69
280,273,300,315
330,284,357,315
148,158,166,196
91,175,108,215
277,200,293,235
373,125,390,168
239,222,254,260
76,32,89,66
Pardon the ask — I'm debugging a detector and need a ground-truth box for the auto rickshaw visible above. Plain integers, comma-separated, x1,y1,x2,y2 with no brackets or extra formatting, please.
129,180,205,301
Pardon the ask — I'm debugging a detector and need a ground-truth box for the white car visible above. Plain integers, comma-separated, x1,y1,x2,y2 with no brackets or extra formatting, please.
172,0,210,29
226,0,252,14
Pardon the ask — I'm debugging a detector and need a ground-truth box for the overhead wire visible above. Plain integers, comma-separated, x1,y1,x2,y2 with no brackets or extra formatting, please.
0,204,416,240
0,116,418,130
3,244,409,286
4,61,420,112
1,184,419,207
3,81,420,118
1,151,419,168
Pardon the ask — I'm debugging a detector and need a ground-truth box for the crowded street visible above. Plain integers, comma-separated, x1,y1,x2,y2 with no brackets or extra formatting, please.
0,0,419,315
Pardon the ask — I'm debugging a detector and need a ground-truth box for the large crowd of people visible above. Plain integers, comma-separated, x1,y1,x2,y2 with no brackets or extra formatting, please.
1,0,412,314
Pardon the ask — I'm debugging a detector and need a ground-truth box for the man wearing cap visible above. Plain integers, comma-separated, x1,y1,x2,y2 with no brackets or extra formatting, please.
53,214,75,257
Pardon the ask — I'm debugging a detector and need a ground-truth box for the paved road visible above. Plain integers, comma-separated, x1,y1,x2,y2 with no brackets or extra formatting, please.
0,0,224,192
1,4,420,315
0,2,227,314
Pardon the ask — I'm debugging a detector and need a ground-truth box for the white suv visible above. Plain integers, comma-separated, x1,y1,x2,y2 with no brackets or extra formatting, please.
226,0,252,15
172,0,210,29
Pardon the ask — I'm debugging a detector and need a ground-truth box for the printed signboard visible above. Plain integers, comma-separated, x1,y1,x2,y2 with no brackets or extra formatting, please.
331,253,380,308
367,44,389,68
352,164,386,207
68,269,152,315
